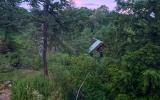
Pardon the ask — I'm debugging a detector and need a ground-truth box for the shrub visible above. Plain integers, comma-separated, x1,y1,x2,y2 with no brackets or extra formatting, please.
123,43,160,74
141,69,160,95
48,53,72,66
115,94,132,100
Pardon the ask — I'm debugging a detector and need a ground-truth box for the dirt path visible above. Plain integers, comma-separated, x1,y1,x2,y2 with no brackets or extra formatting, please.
0,88,11,100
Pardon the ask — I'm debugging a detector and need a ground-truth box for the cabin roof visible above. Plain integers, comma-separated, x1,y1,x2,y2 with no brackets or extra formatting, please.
88,39,103,53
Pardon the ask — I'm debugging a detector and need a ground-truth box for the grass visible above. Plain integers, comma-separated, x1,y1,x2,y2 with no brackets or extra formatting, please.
0,68,63,100
0,69,40,83
11,74,54,100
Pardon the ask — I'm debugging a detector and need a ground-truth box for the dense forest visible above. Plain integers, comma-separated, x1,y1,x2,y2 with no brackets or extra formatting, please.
0,0,160,100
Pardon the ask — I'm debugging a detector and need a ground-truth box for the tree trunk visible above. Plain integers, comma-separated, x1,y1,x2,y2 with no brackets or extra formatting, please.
42,0,50,77
42,22,49,76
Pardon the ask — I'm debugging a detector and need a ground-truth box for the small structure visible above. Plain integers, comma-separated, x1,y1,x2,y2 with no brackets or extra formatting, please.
150,12,155,18
88,38,105,57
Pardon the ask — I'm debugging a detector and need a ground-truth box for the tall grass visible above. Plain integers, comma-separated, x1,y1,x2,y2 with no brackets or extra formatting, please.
11,75,55,100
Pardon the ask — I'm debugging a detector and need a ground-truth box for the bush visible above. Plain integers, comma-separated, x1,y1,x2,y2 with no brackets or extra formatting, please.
115,94,132,100
48,53,72,66
141,69,160,95
123,43,160,73
0,53,16,72
120,43,160,98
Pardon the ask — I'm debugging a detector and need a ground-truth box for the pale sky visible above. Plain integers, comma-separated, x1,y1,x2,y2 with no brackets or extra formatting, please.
20,0,116,10
73,0,116,10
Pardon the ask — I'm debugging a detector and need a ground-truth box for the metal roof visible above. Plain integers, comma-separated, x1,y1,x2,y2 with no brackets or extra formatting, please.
88,39,103,53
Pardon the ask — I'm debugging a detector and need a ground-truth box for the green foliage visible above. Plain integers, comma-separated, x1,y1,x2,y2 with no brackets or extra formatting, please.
123,43,160,74
115,94,132,100
0,70,22,81
13,34,42,69
0,0,28,41
47,42,160,99
1,0,160,100
141,69,160,95
0,53,11,72
12,75,55,100
0,52,23,72
49,53,72,66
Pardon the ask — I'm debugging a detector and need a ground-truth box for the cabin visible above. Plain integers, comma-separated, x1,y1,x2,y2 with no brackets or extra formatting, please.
88,38,105,57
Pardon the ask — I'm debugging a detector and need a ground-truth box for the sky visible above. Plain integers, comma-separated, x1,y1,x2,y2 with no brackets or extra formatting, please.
20,0,116,10
73,0,116,10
